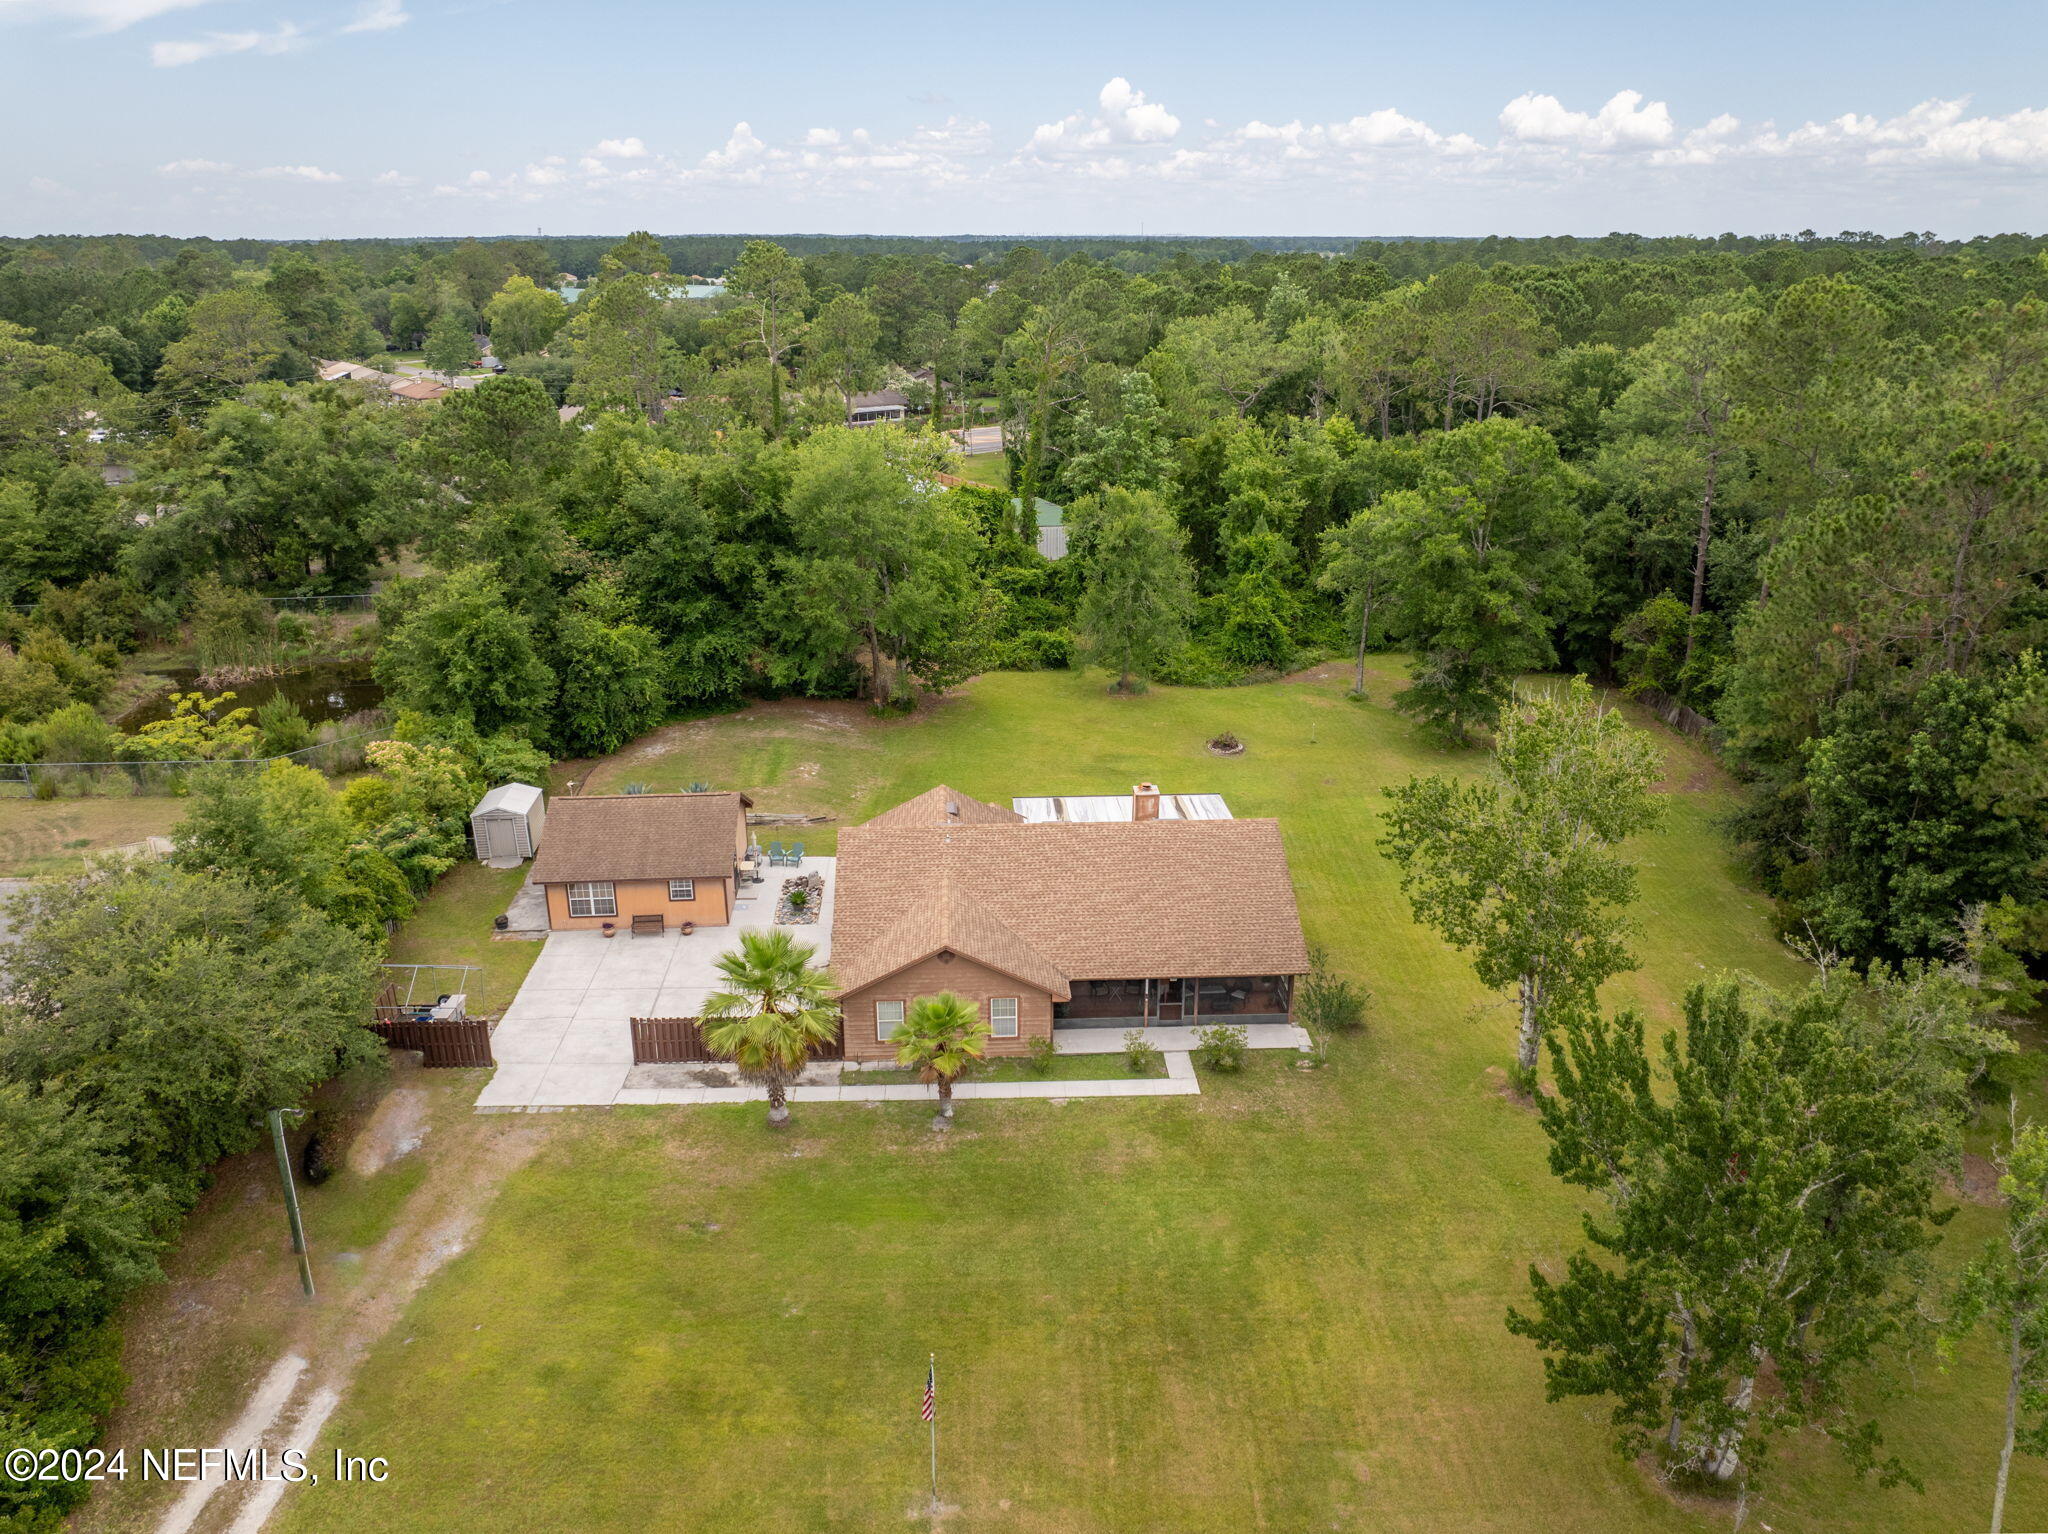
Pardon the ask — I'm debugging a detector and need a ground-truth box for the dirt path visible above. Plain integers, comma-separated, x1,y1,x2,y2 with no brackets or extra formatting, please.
70,1064,546,1534
155,1112,543,1534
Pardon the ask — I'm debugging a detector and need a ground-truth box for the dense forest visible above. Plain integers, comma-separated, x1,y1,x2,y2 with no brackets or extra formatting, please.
1,224,2044,962
1,223,2046,1522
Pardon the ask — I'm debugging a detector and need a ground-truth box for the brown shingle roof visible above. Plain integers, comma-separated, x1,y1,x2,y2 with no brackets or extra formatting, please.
861,784,1022,829
831,817,1309,997
832,873,1071,997
528,793,750,885
390,377,451,400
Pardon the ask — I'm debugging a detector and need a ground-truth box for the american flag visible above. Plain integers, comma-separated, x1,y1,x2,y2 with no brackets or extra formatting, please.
921,1359,935,1422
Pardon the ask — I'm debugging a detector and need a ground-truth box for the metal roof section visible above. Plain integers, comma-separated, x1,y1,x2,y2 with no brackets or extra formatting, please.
1010,791,1233,823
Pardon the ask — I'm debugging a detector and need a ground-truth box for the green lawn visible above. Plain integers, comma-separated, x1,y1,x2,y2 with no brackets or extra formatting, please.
950,452,1009,489
252,666,2037,1533
384,861,543,1017
844,1051,1170,1085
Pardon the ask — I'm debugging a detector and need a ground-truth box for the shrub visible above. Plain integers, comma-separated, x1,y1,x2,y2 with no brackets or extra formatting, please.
1193,1023,1248,1072
255,694,315,759
996,628,1073,671
1122,1028,1163,1074
1025,1034,1059,1076
1299,944,1369,1032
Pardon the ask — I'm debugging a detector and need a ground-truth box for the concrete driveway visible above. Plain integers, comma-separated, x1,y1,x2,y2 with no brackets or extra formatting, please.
475,857,835,1109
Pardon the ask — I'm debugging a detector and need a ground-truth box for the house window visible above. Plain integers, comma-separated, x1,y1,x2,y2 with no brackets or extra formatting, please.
668,879,696,902
990,998,1019,1038
566,881,616,918
875,1000,904,1042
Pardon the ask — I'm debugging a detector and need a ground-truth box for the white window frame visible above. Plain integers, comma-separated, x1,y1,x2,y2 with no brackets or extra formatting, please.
989,997,1019,1038
875,1000,904,1042
668,878,696,902
566,881,617,919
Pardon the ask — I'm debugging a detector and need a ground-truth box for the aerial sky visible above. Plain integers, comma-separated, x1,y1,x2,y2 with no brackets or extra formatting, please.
2,0,2044,238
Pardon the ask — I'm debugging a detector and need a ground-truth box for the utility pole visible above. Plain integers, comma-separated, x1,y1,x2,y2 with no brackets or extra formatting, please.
268,1108,315,1298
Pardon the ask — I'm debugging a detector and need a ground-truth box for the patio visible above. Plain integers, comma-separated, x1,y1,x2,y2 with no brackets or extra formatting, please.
474,856,837,1109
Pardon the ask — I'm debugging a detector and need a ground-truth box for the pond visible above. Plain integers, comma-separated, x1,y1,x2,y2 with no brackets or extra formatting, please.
120,662,384,730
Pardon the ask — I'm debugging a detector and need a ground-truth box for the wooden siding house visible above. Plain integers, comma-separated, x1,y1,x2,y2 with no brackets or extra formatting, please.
526,792,752,932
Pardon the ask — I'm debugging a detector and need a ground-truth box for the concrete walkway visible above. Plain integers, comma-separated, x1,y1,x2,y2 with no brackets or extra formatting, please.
477,1013,1310,1113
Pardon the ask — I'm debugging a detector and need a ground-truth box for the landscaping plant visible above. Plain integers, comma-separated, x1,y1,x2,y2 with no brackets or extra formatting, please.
893,991,991,1128
699,929,841,1128
1192,1024,1247,1072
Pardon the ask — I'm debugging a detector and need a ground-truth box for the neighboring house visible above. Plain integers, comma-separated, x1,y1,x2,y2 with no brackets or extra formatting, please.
317,359,405,387
1010,495,1066,559
526,792,753,931
830,783,1309,1061
846,388,909,427
390,377,452,402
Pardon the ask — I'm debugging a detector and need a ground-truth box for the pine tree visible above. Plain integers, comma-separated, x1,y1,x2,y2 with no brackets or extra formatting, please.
1071,487,1195,693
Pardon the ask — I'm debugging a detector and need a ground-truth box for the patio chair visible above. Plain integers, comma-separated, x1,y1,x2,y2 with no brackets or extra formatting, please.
789,841,804,864
767,842,786,865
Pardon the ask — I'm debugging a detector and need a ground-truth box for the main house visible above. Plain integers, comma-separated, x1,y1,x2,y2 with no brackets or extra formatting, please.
527,791,752,931
831,783,1309,1062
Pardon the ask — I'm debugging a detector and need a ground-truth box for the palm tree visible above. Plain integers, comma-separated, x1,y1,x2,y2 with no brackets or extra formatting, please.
699,929,840,1128
893,992,991,1129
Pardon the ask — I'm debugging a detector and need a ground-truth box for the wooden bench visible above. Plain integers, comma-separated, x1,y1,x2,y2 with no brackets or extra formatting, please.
630,913,665,938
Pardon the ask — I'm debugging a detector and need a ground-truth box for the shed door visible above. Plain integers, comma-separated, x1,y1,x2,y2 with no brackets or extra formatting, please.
475,817,503,859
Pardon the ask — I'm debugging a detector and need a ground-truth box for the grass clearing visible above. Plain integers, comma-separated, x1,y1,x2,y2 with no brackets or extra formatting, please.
0,794,186,876
950,452,1009,489
94,665,2039,1533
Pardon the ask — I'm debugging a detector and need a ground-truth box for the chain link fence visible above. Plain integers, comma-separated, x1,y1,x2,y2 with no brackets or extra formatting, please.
0,732,377,798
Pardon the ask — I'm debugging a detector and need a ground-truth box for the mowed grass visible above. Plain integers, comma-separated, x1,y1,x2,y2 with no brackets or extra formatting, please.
384,861,543,1017
275,667,2036,1534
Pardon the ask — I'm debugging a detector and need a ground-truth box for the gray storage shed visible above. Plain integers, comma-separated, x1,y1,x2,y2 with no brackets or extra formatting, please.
470,782,545,863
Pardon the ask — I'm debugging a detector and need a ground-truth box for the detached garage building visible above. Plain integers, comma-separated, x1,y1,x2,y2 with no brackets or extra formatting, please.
526,791,753,932
471,783,545,864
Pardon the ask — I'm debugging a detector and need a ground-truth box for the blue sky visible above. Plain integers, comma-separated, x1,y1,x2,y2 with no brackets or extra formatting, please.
3,0,2044,237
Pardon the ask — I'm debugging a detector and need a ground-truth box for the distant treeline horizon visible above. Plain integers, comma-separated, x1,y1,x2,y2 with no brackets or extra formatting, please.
5,228,2045,282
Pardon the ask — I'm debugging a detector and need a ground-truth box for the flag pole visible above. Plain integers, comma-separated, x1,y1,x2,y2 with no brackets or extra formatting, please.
928,1352,938,1500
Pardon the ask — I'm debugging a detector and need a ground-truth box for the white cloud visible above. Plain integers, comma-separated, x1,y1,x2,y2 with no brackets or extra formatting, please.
255,163,343,182
27,176,71,195
341,0,407,33
1029,77,1182,154
149,20,299,66
1499,89,1675,151
0,0,219,31
205,85,2048,229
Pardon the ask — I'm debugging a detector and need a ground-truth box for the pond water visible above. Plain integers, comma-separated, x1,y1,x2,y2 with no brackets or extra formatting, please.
120,662,384,730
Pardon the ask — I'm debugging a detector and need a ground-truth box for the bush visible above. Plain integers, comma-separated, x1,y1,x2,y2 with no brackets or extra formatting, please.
995,628,1073,671
1025,1034,1059,1076
1193,1023,1248,1072
1122,1028,1162,1074
254,694,314,759
1299,944,1369,1032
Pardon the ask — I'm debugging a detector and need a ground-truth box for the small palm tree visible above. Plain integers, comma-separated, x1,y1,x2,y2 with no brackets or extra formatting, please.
700,929,840,1128
894,991,991,1129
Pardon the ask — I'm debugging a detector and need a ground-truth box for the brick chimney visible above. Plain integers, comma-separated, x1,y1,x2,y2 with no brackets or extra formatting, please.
1132,783,1161,822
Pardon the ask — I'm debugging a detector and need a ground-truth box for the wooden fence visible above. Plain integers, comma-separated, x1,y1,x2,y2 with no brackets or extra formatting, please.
369,1014,496,1067
371,980,495,1067
630,1016,843,1066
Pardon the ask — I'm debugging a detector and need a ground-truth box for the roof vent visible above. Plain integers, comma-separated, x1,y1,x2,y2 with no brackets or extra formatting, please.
946,800,960,818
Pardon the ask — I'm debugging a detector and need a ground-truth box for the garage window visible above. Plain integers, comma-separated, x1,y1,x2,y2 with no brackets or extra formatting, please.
989,998,1019,1038
668,879,696,902
566,881,616,918
875,1000,904,1041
